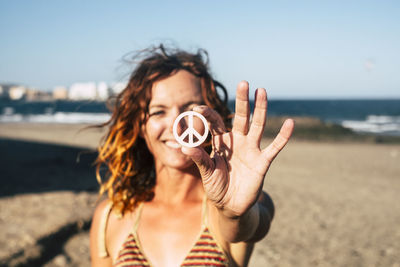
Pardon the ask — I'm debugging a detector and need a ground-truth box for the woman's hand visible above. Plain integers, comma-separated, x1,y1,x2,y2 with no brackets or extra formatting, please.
182,81,294,219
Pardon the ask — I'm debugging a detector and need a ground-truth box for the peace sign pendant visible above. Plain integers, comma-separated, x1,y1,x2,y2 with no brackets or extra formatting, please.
173,111,209,148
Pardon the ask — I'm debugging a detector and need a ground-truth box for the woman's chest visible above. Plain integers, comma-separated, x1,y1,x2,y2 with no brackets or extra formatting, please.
110,203,231,267
137,208,204,266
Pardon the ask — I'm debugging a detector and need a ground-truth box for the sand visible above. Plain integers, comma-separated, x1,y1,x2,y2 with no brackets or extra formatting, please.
0,123,399,267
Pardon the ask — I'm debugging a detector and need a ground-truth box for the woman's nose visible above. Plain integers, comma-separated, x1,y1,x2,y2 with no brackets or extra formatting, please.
168,108,186,135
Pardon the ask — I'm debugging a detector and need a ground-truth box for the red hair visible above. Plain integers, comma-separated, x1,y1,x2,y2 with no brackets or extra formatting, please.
95,45,231,215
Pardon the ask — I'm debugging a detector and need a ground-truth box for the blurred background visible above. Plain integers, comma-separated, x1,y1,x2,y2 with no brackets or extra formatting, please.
0,1,399,266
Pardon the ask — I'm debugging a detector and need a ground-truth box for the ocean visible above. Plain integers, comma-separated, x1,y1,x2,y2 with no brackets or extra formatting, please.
1,99,400,136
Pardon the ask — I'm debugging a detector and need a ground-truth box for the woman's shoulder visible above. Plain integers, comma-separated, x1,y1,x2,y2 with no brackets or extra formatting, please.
92,199,113,224
93,199,113,219
90,199,114,257
90,199,139,264
91,199,116,236
90,199,115,266
91,199,136,236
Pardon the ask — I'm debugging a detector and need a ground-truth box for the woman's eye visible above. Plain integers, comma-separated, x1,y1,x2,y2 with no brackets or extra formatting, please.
149,110,164,117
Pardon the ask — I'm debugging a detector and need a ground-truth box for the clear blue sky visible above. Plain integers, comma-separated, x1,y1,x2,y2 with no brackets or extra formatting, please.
1,0,399,99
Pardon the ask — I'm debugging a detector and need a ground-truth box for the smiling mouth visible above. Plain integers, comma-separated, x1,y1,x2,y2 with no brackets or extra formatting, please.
164,140,181,149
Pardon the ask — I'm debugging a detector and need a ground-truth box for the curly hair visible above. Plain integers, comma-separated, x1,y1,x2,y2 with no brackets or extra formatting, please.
95,44,232,215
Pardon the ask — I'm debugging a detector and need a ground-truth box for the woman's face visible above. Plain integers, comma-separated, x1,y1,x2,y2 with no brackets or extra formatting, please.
142,70,205,170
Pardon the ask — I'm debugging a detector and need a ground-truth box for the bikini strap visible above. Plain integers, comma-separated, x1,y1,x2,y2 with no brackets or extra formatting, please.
97,201,113,258
201,194,208,227
98,201,144,257
132,202,144,233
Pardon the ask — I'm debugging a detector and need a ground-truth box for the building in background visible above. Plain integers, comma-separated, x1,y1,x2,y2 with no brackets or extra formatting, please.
25,88,52,101
110,82,126,96
68,82,97,100
9,86,26,100
68,82,113,100
52,86,68,100
97,82,109,100
0,81,126,101
0,84,9,99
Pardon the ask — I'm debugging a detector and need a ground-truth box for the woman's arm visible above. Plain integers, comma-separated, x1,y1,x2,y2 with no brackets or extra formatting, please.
182,81,293,243
207,191,273,266
211,191,274,243
246,191,274,243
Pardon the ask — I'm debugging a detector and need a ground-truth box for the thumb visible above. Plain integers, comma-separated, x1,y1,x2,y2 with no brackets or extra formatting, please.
181,146,215,180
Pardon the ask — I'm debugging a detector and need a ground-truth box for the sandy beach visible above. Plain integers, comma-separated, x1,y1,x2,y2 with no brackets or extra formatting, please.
1,122,399,267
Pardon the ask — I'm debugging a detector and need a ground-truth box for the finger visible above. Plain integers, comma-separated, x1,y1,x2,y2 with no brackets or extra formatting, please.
232,81,250,135
262,119,294,163
181,146,215,180
193,105,226,136
248,88,268,147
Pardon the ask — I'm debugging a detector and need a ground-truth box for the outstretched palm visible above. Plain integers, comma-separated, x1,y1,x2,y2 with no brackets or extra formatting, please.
182,81,294,217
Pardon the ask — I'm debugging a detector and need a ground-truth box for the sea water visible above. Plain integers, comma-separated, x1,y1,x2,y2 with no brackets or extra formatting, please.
1,99,400,136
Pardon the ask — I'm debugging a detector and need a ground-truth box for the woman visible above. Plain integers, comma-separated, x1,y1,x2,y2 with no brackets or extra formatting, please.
90,45,294,267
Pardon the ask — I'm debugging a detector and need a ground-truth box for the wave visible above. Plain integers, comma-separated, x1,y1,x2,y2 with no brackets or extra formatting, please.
0,112,111,124
341,115,400,136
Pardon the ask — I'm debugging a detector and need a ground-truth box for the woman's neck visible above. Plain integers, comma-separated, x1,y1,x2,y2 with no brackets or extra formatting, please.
153,163,204,205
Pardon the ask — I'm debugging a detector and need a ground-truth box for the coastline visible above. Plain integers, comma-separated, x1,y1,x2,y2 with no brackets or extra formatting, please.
1,123,399,266
264,116,400,143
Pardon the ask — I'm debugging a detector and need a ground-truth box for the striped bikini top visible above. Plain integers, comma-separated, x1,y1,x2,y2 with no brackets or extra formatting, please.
98,197,230,267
